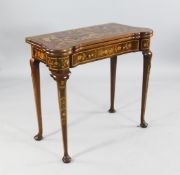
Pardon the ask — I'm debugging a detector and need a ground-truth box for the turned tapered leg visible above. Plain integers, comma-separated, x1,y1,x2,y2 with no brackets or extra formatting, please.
109,56,117,113
51,71,71,163
140,50,152,128
30,58,43,140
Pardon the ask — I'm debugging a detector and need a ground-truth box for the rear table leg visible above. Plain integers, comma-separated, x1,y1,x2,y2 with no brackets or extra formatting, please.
109,56,117,113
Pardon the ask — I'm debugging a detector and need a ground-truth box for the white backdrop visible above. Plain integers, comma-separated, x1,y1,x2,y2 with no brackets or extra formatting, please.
0,1,180,175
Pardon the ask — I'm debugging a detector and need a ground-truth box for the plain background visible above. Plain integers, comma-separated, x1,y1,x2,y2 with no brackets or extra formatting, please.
0,0,180,175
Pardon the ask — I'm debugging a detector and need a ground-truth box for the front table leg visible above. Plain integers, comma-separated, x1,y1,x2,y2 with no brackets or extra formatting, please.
30,58,43,140
51,71,71,163
140,50,152,128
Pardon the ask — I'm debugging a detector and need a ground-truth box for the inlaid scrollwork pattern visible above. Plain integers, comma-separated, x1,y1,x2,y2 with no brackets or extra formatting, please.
58,81,67,125
32,48,47,63
32,40,140,70
47,57,69,71
50,72,70,126
72,40,139,67
141,39,150,50
32,48,70,71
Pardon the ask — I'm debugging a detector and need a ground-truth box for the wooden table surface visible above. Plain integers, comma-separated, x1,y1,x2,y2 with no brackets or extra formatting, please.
26,23,153,55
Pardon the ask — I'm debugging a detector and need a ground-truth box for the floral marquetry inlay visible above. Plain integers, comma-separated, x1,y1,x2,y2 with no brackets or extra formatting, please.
141,39,150,50
26,23,152,55
47,57,69,71
32,48,47,63
72,40,139,67
32,48,70,71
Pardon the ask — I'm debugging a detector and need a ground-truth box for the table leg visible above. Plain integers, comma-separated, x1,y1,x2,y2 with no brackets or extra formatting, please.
30,58,43,140
140,50,152,128
109,56,117,113
51,71,71,163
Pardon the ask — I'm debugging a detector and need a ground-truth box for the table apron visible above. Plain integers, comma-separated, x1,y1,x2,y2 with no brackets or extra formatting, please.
31,38,150,71
71,39,140,67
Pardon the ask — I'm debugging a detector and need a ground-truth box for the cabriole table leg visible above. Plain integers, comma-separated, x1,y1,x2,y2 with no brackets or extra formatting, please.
30,58,43,140
109,55,117,113
51,71,72,163
140,50,152,128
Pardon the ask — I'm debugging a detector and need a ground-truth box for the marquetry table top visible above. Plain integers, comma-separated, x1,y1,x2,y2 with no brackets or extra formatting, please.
26,23,153,56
